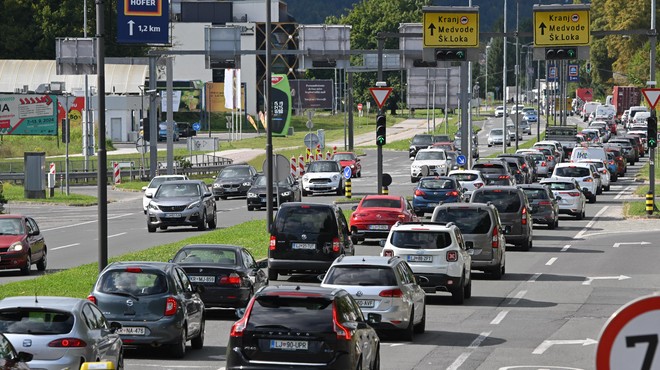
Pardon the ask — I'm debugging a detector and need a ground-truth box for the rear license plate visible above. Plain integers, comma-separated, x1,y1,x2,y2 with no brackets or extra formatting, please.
368,224,389,230
292,243,316,250
270,339,308,351
164,213,182,218
356,299,375,308
117,327,146,335
189,276,215,283
427,203,438,207
407,255,433,262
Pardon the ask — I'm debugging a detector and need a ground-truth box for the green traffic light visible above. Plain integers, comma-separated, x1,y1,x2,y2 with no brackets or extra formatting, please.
377,136,385,146
456,51,465,59
567,49,576,57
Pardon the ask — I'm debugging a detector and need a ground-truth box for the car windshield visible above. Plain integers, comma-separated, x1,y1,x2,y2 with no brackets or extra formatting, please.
555,167,591,177
412,135,433,145
545,182,576,191
491,129,503,135
248,296,333,332
0,219,24,235
307,162,340,173
419,179,456,189
0,309,74,335
275,207,337,234
155,183,200,197
99,270,168,296
432,208,492,234
416,151,446,161
522,189,550,200
219,167,251,178
148,176,185,189
324,266,397,286
360,198,402,208
389,230,453,249
254,175,289,187
173,248,238,265
333,153,355,161
472,190,522,213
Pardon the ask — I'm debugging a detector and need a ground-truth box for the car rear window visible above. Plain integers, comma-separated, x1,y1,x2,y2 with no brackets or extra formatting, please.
248,296,333,332
173,248,237,265
98,270,168,296
412,135,433,145
473,164,505,173
545,182,576,191
522,189,549,200
389,230,453,249
555,167,591,177
419,179,455,189
275,207,338,234
361,198,401,208
0,309,74,334
432,208,492,234
450,173,478,181
416,151,446,161
472,190,522,213
324,266,397,286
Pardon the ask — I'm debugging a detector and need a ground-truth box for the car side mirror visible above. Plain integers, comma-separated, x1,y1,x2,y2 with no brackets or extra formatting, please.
257,260,268,269
555,195,562,200
145,193,153,199
351,205,358,211
204,191,213,197
582,187,589,193
141,186,147,192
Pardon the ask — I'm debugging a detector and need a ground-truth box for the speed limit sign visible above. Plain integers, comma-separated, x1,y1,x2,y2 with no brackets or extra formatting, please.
596,295,660,370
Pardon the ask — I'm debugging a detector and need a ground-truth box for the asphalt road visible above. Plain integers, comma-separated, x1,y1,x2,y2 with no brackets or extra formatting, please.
3,116,659,369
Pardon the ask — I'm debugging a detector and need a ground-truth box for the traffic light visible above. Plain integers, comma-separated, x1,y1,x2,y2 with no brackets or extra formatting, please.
585,61,592,73
545,47,577,60
376,115,386,146
435,49,467,61
141,117,150,141
648,116,658,149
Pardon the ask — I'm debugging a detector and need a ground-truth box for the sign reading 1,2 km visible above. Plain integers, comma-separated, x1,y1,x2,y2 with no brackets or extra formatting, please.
533,5,590,47
423,7,479,48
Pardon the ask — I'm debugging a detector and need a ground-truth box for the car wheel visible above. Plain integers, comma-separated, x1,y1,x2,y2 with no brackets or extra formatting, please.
605,184,611,191
451,277,465,305
611,174,618,182
414,305,426,334
220,196,227,200
247,206,254,211
589,195,597,204
214,196,220,201
400,310,415,341
268,269,278,281
464,277,472,299
576,209,584,220
548,219,556,230
520,238,531,251
116,350,124,370
596,186,602,195
197,211,207,231
170,328,187,359
357,170,362,178
21,253,31,275
490,264,503,280
372,348,380,370
207,208,217,229
191,318,205,350
336,186,343,196
147,224,157,233
36,248,47,271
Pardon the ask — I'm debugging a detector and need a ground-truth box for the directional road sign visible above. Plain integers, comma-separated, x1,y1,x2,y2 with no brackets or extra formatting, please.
117,0,170,44
369,87,393,110
568,64,579,82
343,166,352,180
641,88,660,109
456,155,467,166
192,122,201,131
422,7,479,48
533,6,590,47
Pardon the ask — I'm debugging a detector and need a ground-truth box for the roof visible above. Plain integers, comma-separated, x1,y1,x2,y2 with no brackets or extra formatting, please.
258,285,341,298
332,255,398,267
540,177,578,184
0,214,24,219
180,244,243,251
363,194,403,200
0,296,84,310
391,221,457,231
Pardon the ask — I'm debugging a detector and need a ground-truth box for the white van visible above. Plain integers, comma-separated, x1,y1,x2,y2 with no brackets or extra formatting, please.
581,102,600,121
570,146,607,163
628,106,650,128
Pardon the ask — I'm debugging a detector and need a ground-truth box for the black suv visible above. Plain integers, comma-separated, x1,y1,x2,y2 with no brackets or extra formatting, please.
409,134,434,159
268,203,354,281
226,285,380,370
497,154,532,184
472,159,515,186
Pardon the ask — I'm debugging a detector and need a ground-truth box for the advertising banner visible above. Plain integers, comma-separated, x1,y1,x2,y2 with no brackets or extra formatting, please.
206,82,246,113
290,80,333,109
0,94,58,136
271,74,292,137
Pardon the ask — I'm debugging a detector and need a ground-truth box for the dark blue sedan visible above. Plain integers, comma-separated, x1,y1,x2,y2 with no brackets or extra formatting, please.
412,176,464,217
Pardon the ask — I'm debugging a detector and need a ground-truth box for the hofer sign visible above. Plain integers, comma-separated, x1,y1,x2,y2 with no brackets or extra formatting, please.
0,94,58,136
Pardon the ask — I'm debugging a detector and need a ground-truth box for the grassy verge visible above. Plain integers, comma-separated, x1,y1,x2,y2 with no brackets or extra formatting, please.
2,183,98,206
625,160,660,218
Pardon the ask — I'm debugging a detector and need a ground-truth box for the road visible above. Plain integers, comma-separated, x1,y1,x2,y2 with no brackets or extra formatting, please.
2,115,658,369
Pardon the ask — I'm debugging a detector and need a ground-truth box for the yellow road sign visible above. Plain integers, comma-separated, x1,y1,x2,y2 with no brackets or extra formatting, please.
423,11,479,48
534,9,590,46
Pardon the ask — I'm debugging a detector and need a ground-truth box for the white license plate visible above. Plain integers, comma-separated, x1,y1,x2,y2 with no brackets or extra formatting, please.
117,327,146,335
368,224,389,230
189,276,215,283
356,299,375,308
292,243,316,250
407,255,433,263
427,203,438,207
226,188,237,192
270,339,308,351
164,213,182,218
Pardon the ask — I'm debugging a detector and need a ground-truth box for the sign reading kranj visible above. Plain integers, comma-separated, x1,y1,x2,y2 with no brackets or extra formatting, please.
422,7,479,48
533,5,590,47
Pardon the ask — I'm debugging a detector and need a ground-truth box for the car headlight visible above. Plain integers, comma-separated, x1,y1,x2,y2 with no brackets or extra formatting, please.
242,182,252,187
303,175,309,181
148,203,160,211
333,174,339,181
350,164,355,169
247,192,257,198
187,200,201,210
212,183,220,188
281,191,291,197
7,241,23,252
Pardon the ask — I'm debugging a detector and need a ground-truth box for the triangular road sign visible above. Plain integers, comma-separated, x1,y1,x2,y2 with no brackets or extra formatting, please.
642,88,660,109
369,87,393,109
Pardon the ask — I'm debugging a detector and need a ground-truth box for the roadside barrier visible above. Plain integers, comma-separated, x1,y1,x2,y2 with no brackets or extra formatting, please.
290,156,297,177
112,162,121,185
345,178,352,199
299,155,305,176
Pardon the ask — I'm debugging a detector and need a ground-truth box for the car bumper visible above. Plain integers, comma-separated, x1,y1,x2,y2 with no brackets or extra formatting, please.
247,195,294,208
303,180,341,193
0,252,28,270
147,209,203,227
411,167,448,178
530,208,555,224
24,352,110,370
557,199,582,214
268,258,335,274
114,316,184,346
226,347,353,370
361,303,411,330
198,286,252,308
412,272,461,293
351,224,392,240
213,186,250,197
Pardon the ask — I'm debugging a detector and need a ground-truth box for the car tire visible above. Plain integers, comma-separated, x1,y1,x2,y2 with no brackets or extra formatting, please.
589,195,597,204
520,238,531,251
214,196,220,201
21,253,31,275
451,276,465,305
336,186,343,196
414,305,426,334
596,186,602,195
490,264,504,280
220,196,227,200
372,348,381,370
147,224,156,233
268,269,278,281
357,170,362,178
548,219,556,230
160,226,168,230
576,209,585,220
302,190,309,197
36,249,47,271
464,277,472,299
247,206,254,211
207,208,217,229
400,310,415,341
191,318,205,350
605,184,611,191
197,211,207,231
170,329,187,359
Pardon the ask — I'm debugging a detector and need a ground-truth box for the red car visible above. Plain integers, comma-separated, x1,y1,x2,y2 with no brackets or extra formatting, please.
0,215,47,275
331,151,362,178
349,195,418,244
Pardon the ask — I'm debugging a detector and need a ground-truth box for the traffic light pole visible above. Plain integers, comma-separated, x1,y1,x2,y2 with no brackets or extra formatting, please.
377,37,384,194
650,0,657,214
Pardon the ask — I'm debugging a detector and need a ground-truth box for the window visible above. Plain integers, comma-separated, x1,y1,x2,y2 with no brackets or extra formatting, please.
99,271,167,296
248,296,333,332
390,230,454,249
324,266,397,286
89,304,109,330
412,135,433,145
555,167,590,178
176,268,194,292
450,173,478,181
522,189,549,200
432,208,492,234
0,309,74,334
82,304,100,330
472,191,522,213
416,151,446,161
0,335,16,359
420,179,455,189
360,198,402,209
275,207,338,235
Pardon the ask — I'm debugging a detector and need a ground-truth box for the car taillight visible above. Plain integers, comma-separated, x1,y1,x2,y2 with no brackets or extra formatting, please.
547,155,554,161
415,189,426,196
383,249,393,257
219,273,241,286
230,298,255,338
541,161,547,166
126,267,142,273
332,237,340,253
48,338,87,348
379,288,404,298
165,296,177,316
521,207,528,225
498,175,510,179
539,201,552,206
602,170,608,174
333,302,352,340
447,190,459,197
492,226,499,248
567,191,581,197
583,177,593,182
521,163,527,169
87,295,97,305
446,250,458,262
474,182,484,188
269,235,276,251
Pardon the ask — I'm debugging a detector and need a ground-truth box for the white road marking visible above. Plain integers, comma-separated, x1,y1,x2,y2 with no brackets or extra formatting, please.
574,206,609,239
532,338,598,354
389,343,406,347
561,244,571,252
528,273,542,282
546,257,558,266
41,213,134,232
490,310,509,325
508,290,527,305
614,186,634,200
582,275,630,285
51,243,80,251
108,232,127,239
447,331,492,370
613,241,650,248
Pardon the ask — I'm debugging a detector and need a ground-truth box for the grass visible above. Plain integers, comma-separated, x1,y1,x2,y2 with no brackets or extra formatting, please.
625,159,660,218
2,182,98,206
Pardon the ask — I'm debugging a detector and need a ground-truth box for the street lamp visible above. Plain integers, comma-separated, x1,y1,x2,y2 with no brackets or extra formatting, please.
486,44,490,108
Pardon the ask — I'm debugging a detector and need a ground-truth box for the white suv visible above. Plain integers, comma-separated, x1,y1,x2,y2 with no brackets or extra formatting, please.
380,222,472,304
551,162,600,203
410,148,449,182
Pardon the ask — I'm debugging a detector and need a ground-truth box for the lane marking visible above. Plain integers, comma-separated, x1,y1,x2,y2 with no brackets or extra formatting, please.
51,243,80,251
561,244,571,252
574,206,609,239
613,185,633,200
528,273,542,283
508,290,527,305
447,331,492,370
108,232,127,239
546,257,558,266
42,213,134,232
491,310,509,325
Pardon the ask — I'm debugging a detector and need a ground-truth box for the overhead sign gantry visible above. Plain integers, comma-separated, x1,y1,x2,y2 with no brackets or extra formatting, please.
422,6,480,62
532,4,591,61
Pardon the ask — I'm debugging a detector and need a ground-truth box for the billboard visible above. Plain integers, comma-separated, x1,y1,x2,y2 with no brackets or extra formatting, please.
206,82,246,113
290,80,333,110
0,94,58,136
271,74,292,137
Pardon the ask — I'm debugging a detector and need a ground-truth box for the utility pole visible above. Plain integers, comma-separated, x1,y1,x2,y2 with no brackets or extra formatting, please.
502,0,508,154
96,0,108,272
377,37,384,194
265,0,274,230
515,0,520,150
649,0,657,213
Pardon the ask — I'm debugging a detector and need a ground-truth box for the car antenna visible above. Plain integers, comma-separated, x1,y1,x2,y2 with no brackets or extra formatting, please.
34,292,38,304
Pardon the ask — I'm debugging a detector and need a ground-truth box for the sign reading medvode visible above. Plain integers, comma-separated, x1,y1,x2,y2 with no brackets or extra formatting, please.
0,94,58,136
422,6,479,48
117,0,170,44
533,4,590,47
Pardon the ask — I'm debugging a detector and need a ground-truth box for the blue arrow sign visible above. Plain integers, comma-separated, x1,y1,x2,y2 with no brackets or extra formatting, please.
456,155,467,166
192,122,201,131
117,0,169,44
343,166,352,179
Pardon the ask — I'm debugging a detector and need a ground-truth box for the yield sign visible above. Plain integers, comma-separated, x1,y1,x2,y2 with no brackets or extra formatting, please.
641,88,660,109
369,87,393,109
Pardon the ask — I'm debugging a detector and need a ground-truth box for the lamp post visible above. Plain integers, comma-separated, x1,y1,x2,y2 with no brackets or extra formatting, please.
486,44,490,109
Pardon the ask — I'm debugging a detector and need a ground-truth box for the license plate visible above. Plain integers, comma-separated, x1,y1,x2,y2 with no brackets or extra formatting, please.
270,339,308,351
427,203,438,207
164,213,182,218
292,243,316,250
226,188,237,192
356,299,375,308
368,224,389,230
117,327,146,335
189,276,215,283
407,255,433,263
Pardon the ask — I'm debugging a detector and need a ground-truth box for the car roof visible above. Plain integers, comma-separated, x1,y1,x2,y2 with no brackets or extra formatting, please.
256,285,343,299
104,261,176,272
417,148,446,153
448,169,481,175
362,194,403,201
159,179,205,185
179,244,244,252
435,202,495,211
556,162,592,168
331,255,400,267
518,184,549,190
0,214,25,220
333,151,355,155
540,177,577,184
0,296,85,310
390,221,457,231
278,202,336,210
475,185,520,191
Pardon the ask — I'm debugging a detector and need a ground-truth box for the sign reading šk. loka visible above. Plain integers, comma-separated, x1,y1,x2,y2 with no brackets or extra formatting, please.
533,4,590,47
422,6,479,48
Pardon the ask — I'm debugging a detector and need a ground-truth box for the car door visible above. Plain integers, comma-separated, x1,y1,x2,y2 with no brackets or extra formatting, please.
336,209,354,255
242,250,267,290
83,303,122,366
25,217,45,261
200,182,215,217
398,262,425,325
174,268,204,339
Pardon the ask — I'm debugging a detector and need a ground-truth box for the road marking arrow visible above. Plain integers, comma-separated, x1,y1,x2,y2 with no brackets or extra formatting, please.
427,23,436,36
613,241,650,248
539,22,547,35
533,338,598,354
582,275,630,285
128,20,135,36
